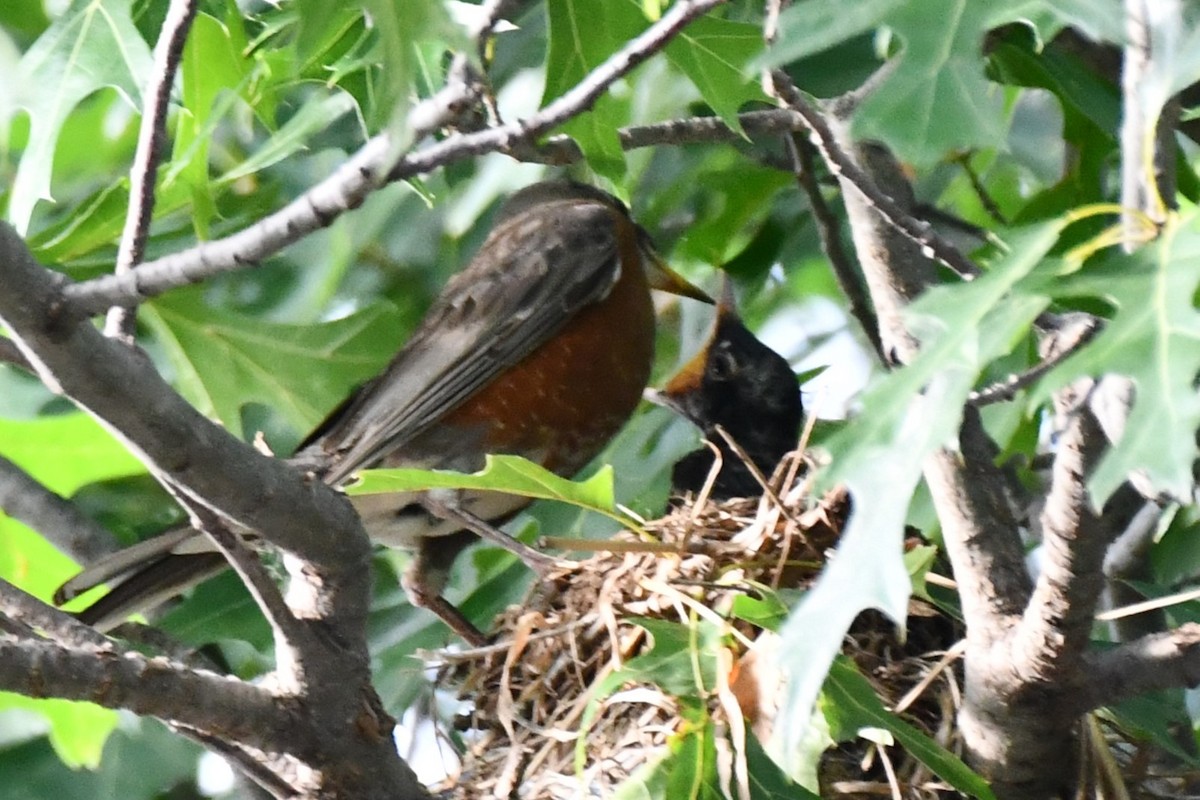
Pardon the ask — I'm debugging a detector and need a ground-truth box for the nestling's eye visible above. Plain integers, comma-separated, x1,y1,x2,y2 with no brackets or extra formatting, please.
708,344,738,381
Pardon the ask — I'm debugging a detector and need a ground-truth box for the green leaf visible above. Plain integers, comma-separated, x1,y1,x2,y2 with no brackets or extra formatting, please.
663,16,766,134
577,617,723,781
771,222,1062,778
7,0,153,233
143,290,404,438
822,657,997,799
350,454,636,530
1005,0,1124,44
0,716,200,799
765,0,1126,166
0,414,143,596
217,91,358,184
0,696,117,769
358,0,465,135
764,0,905,66
543,0,643,181
853,0,1006,166
172,11,251,237
728,582,791,632
1039,209,1200,503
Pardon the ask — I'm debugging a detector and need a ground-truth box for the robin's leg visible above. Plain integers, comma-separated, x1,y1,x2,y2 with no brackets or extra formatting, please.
402,530,488,646
418,496,565,576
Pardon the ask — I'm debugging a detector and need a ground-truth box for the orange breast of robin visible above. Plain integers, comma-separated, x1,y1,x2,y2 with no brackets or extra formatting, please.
440,214,656,476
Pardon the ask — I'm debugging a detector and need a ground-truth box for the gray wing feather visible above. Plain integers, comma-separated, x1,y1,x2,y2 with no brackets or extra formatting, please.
301,200,624,484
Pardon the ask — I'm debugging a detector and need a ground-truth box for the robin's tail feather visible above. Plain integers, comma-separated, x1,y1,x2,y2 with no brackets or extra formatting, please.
55,527,227,632
69,552,228,632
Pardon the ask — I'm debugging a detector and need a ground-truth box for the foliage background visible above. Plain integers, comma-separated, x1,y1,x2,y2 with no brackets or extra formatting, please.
2,0,1200,797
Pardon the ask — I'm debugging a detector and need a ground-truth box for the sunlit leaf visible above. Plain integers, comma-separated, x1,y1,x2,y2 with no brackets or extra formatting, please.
1038,208,1200,503
7,0,152,232
350,454,632,529
143,290,404,438
770,222,1062,779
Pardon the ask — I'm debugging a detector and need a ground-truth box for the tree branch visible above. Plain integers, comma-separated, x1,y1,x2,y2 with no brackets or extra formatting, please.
0,205,426,800
1120,0,1180,250
0,337,34,372
170,494,305,662
105,0,198,340
0,631,298,750
1082,622,1200,709
783,131,885,363
0,579,114,652
764,70,982,284
0,453,120,563
62,0,724,317
1016,387,1113,673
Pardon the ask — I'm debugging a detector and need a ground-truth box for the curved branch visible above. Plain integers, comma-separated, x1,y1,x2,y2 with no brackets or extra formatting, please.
63,0,724,317
764,70,982,282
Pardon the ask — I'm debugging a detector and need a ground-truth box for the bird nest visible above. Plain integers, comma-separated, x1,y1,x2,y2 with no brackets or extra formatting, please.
426,453,984,799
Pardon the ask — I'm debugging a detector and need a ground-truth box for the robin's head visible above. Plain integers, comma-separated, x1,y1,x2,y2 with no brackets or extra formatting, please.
497,181,712,304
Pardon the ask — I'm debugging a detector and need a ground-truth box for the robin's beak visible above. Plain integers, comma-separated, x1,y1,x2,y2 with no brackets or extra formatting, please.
639,240,713,304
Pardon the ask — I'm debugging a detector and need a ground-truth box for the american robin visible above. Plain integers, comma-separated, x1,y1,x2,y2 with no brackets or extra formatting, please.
654,283,802,500
57,181,711,643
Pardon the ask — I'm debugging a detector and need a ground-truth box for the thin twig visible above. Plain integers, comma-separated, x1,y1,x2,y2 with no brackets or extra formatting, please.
785,131,885,362
765,70,982,281
712,425,805,533
174,496,306,654
512,107,811,165
62,0,726,316
969,318,1100,406
954,152,1009,227
105,0,198,340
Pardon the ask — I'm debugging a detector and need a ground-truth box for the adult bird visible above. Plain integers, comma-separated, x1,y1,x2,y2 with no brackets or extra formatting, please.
57,181,711,644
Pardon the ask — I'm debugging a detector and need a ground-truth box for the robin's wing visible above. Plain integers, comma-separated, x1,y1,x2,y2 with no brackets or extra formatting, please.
301,200,628,484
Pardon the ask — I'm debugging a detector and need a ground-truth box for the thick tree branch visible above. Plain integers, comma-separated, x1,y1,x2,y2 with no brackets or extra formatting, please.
63,0,723,317
1120,0,1180,249
1081,623,1200,709
0,579,114,652
927,411,1033,633
0,223,432,797
105,0,198,339
0,453,120,564
0,226,367,571
0,632,298,750
1016,390,1113,674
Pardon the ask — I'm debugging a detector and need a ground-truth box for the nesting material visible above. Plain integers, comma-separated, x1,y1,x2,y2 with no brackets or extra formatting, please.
430,454,1200,799
433,458,962,799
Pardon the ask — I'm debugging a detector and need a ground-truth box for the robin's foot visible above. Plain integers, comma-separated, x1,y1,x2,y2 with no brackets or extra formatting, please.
419,497,569,578
402,574,488,647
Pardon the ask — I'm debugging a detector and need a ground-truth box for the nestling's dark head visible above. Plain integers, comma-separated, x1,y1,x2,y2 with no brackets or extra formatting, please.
656,295,803,498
